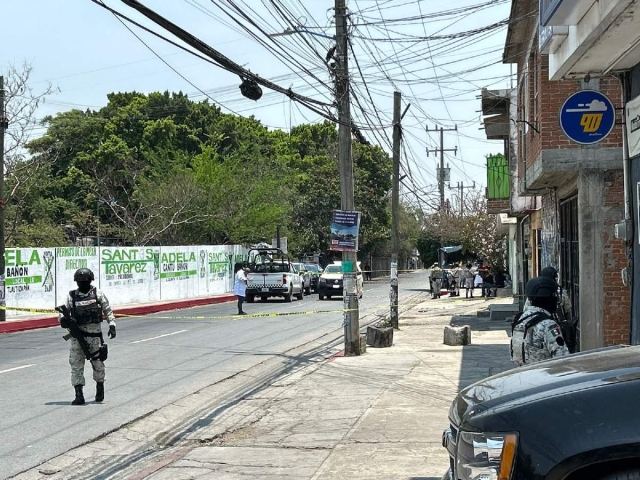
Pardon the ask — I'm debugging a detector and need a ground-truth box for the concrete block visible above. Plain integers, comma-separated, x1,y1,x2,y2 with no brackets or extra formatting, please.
444,325,471,346
489,304,520,322
366,326,394,348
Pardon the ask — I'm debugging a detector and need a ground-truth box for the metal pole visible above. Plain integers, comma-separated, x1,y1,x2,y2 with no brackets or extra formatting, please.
459,182,464,216
390,91,401,330
0,77,5,322
335,0,360,356
96,201,100,247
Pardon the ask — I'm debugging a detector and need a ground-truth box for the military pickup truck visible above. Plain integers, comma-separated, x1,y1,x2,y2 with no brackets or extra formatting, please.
245,245,304,303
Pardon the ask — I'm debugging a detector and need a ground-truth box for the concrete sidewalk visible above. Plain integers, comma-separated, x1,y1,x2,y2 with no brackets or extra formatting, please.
15,296,514,480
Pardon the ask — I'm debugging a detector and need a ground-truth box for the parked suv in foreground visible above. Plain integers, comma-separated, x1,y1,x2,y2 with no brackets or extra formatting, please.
442,345,640,480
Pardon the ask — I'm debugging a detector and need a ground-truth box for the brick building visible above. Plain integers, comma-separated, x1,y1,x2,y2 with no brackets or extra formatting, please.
483,0,631,351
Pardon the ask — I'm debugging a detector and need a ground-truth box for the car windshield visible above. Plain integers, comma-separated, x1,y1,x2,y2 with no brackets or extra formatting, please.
305,264,320,272
324,265,342,273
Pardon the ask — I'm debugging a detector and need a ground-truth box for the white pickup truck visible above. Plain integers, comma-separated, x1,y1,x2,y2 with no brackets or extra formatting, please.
245,246,304,303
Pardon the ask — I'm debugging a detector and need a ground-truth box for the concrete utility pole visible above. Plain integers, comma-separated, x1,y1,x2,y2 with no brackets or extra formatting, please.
335,0,360,355
455,181,475,216
390,92,401,330
390,92,410,330
426,126,457,211
0,77,5,322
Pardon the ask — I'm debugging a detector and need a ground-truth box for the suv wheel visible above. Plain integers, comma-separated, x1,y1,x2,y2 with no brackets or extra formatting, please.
284,286,293,302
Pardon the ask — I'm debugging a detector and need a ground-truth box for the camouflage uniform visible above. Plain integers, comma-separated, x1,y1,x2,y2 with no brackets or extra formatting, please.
449,267,461,296
430,267,443,298
61,289,116,386
512,306,569,365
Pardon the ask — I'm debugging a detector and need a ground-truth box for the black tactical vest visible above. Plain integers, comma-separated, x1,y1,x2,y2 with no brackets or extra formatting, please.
71,288,102,325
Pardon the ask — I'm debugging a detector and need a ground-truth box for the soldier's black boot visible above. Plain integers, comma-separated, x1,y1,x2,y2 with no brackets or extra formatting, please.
72,385,85,405
95,382,104,402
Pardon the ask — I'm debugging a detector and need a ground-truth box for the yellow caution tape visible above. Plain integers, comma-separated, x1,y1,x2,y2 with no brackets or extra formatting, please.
0,306,58,314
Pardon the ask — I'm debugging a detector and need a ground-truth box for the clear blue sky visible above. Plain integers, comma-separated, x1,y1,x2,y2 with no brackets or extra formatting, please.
2,0,513,208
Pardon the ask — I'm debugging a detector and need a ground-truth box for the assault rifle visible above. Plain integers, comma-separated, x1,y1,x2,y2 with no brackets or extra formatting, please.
56,305,106,361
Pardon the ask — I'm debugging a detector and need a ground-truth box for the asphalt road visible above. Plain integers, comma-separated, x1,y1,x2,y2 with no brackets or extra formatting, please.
0,272,427,479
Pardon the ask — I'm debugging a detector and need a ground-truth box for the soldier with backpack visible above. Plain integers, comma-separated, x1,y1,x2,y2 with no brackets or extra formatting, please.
511,276,569,366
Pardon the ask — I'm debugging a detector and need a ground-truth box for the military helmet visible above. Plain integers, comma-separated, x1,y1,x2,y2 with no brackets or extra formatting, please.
74,268,95,282
540,266,558,281
525,276,557,298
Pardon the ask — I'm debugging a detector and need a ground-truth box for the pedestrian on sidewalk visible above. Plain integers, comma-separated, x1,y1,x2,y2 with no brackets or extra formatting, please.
462,263,475,298
511,276,569,366
364,263,372,281
234,263,250,315
59,268,116,406
481,270,496,298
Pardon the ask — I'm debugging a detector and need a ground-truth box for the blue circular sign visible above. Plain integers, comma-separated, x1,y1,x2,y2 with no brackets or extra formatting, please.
559,90,616,145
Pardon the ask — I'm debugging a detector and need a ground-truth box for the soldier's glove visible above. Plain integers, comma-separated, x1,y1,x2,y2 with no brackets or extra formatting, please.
60,318,70,329
108,325,116,339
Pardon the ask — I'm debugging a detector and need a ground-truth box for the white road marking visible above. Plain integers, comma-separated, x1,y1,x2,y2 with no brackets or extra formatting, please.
0,364,35,375
131,330,188,344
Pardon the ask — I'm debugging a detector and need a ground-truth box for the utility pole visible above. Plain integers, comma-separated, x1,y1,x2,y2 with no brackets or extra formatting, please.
390,92,401,330
390,92,410,330
0,77,5,322
454,181,475,216
426,126,457,210
335,0,360,356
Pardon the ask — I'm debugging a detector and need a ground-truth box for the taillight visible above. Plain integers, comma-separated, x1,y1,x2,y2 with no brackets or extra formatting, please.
283,274,287,284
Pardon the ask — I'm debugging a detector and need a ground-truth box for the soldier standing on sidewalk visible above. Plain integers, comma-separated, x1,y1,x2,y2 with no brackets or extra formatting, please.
430,263,443,299
511,276,569,366
59,268,117,405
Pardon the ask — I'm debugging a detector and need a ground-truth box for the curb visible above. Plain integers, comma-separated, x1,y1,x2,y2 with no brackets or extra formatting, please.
0,294,237,335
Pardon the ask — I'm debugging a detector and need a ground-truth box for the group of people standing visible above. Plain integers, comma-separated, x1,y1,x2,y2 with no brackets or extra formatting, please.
429,262,507,299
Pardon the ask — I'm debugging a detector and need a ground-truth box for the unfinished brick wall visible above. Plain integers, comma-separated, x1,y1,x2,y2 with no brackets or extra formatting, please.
602,170,630,345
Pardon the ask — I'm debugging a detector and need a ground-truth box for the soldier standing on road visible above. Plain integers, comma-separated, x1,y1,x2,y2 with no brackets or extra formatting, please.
511,276,569,366
60,268,116,405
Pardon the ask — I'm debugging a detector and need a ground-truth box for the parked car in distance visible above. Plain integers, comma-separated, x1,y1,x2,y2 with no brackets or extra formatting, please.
442,345,640,480
291,262,312,295
304,263,323,292
317,261,363,300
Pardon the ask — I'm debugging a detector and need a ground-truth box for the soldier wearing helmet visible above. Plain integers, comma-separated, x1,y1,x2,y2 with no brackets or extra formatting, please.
59,268,117,405
510,276,569,366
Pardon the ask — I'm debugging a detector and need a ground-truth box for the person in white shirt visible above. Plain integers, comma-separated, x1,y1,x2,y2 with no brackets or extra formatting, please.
233,264,250,315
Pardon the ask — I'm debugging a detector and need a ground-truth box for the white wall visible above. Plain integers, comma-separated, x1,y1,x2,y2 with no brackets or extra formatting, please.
3,245,248,317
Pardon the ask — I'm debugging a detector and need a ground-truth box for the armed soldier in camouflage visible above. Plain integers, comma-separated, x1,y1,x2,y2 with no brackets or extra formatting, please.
511,276,569,366
430,263,443,299
59,268,117,405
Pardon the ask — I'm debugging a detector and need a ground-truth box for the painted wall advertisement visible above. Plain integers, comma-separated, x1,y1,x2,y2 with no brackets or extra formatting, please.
4,244,249,316
99,246,161,306
5,248,56,315
159,247,198,301
56,246,100,306
329,210,361,252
